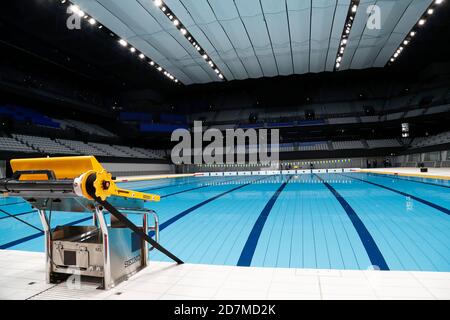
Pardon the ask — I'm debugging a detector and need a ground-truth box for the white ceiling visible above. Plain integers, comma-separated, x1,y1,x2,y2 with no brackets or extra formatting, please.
72,0,433,85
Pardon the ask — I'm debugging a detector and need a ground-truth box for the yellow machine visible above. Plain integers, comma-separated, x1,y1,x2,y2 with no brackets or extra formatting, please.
0,156,182,290
9,156,160,201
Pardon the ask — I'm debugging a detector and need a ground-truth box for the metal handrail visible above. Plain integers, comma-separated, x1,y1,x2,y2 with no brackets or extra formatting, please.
114,207,159,251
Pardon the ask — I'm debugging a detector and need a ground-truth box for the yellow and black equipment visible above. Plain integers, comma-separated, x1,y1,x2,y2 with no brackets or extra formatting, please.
0,156,183,289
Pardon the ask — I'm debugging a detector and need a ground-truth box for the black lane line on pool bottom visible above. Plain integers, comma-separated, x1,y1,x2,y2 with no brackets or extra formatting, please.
0,216,93,249
150,176,270,237
0,208,42,232
237,175,293,267
0,201,27,207
366,172,450,189
315,174,389,271
341,173,450,216
0,210,36,220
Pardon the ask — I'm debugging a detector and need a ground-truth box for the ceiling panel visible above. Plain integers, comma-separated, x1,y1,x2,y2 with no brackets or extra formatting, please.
311,0,338,73
341,0,433,70
71,0,433,84
235,0,279,77
287,0,311,74
208,0,265,78
350,0,414,69
261,0,293,76
372,0,433,67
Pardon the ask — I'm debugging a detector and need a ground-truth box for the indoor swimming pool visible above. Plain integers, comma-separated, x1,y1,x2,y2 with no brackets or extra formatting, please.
1,173,449,272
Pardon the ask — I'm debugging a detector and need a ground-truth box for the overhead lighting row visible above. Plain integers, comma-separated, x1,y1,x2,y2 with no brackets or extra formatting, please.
60,0,180,83
152,0,226,81
334,0,360,70
388,0,445,65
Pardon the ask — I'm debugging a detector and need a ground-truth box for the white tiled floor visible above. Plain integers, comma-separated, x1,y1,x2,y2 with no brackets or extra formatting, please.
0,250,449,300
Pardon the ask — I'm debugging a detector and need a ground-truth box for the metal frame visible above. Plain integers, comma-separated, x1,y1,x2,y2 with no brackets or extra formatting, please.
37,206,160,290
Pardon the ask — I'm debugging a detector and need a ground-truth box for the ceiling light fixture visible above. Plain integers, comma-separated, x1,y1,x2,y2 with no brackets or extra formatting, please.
59,1,180,84
152,0,226,81
388,0,444,65
334,0,360,71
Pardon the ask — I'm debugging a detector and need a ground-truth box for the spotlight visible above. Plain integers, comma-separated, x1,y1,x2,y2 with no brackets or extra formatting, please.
173,19,179,26
410,31,416,36
69,5,80,14
119,39,127,47
435,0,444,4
150,61,155,66
77,10,85,17
130,47,136,53
180,28,187,35
428,8,434,14
139,53,145,59
154,0,163,7
89,18,96,25
418,19,426,25
352,4,358,12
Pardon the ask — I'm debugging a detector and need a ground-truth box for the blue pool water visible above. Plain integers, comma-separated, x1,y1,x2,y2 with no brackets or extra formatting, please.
1,173,449,272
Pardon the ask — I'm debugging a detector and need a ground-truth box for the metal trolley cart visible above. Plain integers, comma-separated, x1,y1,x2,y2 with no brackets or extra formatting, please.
0,156,182,289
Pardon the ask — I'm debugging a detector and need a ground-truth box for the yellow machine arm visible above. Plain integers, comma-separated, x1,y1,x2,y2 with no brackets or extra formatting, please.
9,156,160,202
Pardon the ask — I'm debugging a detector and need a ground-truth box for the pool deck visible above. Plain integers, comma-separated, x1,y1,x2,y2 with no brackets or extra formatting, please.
357,167,450,180
1,250,449,300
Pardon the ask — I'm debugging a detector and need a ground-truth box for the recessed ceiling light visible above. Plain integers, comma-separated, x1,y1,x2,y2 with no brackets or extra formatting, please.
69,5,79,14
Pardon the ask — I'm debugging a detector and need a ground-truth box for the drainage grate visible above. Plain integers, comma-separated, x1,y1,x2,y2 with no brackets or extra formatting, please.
27,281,104,300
